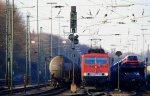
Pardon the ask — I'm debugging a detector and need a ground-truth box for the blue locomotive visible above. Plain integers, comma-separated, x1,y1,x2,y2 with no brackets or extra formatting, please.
110,55,146,87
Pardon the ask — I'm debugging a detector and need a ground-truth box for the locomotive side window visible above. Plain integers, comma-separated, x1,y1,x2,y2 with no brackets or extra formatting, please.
124,72,140,76
123,68,144,76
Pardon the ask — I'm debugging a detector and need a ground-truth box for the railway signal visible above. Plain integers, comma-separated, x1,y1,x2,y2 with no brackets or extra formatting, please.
115,51,122,57
68,34,79,44
70,6,77,30
70,6,78,93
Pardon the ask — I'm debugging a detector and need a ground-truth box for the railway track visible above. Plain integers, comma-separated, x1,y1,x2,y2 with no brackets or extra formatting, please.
86,90,108,96
1,86,67,96
78,84,150,96
83,86,108,96
127,86,150,96
24,87,67,96
108,85,150,96
1,83,150,96
0,84,49,96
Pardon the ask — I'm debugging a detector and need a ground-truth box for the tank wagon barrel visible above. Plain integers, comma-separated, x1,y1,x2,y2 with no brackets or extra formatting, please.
49,55,81,87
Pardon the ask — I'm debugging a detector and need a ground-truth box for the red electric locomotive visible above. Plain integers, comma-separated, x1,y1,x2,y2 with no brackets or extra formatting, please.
122,55,139,65
81,48,110,86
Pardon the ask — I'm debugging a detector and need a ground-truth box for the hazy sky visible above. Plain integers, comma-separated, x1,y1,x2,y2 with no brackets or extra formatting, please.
4,0,150,54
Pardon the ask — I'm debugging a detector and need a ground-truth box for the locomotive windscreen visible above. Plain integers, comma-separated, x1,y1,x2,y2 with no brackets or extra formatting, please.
84,57,107,64
127,56,138,60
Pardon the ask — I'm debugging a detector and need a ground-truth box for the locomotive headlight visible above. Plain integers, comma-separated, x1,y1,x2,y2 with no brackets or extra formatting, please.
84,73,87,76
105,73,108,76
95,66,97,69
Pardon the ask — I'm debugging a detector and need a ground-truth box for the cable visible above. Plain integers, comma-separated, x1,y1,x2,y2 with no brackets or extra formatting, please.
121,0,150,6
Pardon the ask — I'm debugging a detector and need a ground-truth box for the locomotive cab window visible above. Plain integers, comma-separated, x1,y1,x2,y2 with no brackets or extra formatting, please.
96,58,107,64
84,57,95,64
128,56,138,60
84,57,107,64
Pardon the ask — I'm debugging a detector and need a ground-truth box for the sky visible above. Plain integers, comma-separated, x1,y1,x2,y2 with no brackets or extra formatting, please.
3,0,150,54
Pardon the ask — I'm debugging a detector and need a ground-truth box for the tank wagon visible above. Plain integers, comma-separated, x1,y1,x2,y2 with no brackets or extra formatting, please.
110,55,146,87
147,66,150,84
49,55,81,87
